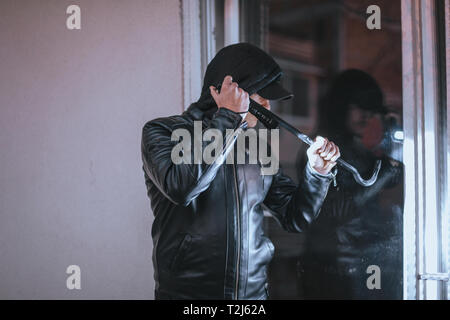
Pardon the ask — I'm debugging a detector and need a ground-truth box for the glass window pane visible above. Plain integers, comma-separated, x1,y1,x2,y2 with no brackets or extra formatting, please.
243,0,404,299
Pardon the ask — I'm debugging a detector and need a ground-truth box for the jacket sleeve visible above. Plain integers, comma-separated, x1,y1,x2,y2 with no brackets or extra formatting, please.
141,108,244,206
263,163,334,232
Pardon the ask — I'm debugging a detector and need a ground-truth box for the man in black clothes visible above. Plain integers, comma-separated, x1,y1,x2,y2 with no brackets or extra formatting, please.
141,43,340,299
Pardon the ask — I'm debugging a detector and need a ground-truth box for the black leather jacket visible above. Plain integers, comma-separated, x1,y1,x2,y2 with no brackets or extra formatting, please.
141,43,334,299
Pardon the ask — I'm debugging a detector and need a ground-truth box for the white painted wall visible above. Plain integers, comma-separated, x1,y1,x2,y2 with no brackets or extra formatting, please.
0,0,182,299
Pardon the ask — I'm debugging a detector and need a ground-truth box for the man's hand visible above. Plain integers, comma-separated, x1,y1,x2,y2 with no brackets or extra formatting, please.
210,75,249,114
307,136,340,175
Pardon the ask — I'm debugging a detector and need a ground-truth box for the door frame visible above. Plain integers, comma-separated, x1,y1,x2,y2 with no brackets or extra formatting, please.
401,0,449,300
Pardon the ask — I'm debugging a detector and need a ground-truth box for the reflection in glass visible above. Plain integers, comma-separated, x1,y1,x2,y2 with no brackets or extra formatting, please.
296,69,403,299
240,0,404,299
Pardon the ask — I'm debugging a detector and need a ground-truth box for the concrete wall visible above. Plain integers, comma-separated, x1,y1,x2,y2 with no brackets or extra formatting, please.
0,0,182,299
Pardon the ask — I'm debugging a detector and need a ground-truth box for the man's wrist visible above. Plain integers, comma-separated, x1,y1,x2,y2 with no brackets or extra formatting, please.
307,161,333,178
217,107,243,120
237,111,248,119
214,107,246,130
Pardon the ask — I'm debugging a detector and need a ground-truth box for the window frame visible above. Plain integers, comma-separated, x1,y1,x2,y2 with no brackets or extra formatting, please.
182,0,450,300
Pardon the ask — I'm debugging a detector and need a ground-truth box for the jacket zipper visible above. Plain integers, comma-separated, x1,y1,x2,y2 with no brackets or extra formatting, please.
232,163,241,300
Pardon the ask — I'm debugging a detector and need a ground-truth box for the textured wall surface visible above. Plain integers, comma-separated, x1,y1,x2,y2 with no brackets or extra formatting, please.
0,0,182,299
